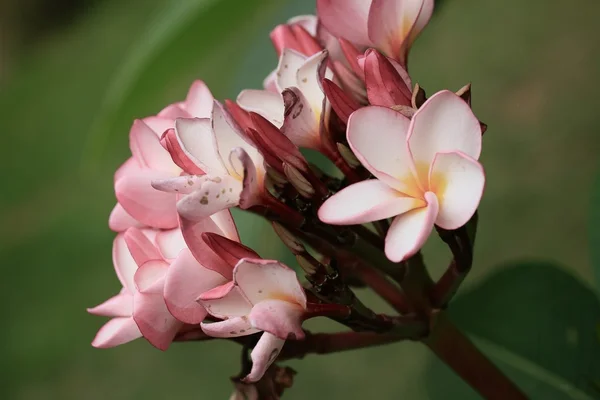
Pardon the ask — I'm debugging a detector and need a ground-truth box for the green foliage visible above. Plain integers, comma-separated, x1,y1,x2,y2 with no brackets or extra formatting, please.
590,171,600,293
427,262,600,399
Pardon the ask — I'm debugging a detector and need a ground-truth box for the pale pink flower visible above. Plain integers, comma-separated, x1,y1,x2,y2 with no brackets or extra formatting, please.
109,81,213,231
152,101,265,222
318,91,484,262
88,228,183,350
199,259,307,382
237,49,332,151
317,0,434,66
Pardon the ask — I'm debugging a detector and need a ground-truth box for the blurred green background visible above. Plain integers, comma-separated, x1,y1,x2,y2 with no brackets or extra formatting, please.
1,0,600,398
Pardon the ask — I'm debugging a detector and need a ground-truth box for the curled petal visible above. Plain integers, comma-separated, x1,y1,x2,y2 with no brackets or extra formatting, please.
142,116,174,138
210,209,240,241
199,282,253,319
233,259,307,308
133,260,168,294
296,50,331,112
367,0,425,64
87,292,133,318
175,118,227,175
108,203,140,232
152,174,212,195
183,80,214,117
363,49,411,107
244,333,286,383
133,290,182,351
281,88,321,150
408,90,482,167
164,248,227,324
176,175,242,222
124,227,162,266
385,191,438,262
231,148,263,210
429,151,485,230
201,316,258,338
249,300,305,340
129,119,176,173
276,49,307,93
91,317,141,348
114,170,178,229
160,128,204,175
318,179,424,225
317,0,372,46
237,90,284,128
113,233,138,292
347,106,419,196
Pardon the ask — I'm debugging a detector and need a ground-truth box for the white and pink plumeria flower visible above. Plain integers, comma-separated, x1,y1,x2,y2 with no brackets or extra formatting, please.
319,90,484,262
109,80,214,231
317,0,434,66
152,101,265,222
237,49,333,152
88,228,183,350
198,259,307,382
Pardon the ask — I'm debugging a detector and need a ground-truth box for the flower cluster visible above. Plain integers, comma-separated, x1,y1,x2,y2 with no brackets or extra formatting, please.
90,0,485,393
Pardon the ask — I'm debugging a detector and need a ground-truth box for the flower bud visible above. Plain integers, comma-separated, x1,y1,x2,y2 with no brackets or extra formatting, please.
336,143,361,168
283,163,315,198
272,222,305,254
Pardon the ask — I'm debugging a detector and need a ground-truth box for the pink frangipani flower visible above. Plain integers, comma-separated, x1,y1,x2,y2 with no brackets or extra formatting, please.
88,228,183,350
152,101,265,222
318,90,484,262
198,259,307,382
109,80,214,231
237,49,332,151
317,0,434,66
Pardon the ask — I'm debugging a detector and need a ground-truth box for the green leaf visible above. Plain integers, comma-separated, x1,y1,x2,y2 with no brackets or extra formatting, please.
590,171,600,293
426,262,600,399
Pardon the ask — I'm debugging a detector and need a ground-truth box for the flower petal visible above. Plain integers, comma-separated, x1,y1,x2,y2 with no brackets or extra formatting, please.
321,78,360,125
155,228,186,261
160,127,204,175
249,300,305,340
363,49,411,107
237,90,284,128
347,106,419,196
87,292,133,318
199,282,253,319
91,317,141,348
108,203,140,232
429,151,485,230
281,88,321,149
200,316,258,338
384,191,438,262
408,90,482,168
114,170,178,229
276,49,307,93
244,333,286,383
210,209,240,241
134,260,169,294
213,101,263,170
183,80,214,117
133,290,182,351
176,175,242,222
112,233,137,292
231,148,263,210
317,0,372,46
164,248,227,324
367,0,424,63
142,116,174,138
124,227,162,266
129,119,176,173
318,179,424,225
296,50,331,112
175,117,228,174
233,259,306,308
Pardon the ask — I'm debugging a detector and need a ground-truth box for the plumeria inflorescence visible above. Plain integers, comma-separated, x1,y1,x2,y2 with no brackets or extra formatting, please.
89,0,489,397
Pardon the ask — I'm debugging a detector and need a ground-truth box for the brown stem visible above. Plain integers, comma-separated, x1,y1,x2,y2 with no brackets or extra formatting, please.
424,312,527,400
279,331,404,361
352,261,410,314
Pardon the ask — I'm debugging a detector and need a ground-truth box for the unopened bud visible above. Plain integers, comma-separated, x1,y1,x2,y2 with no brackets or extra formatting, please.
296,254,317,274
283,163,315,198
272,222,305,254
411,83,427,109
266,166,288,186
336,143,361,168
455,83,472,105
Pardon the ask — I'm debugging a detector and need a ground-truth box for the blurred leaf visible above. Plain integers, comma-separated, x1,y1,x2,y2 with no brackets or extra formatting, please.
426,262,600,400
590,171,600,292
